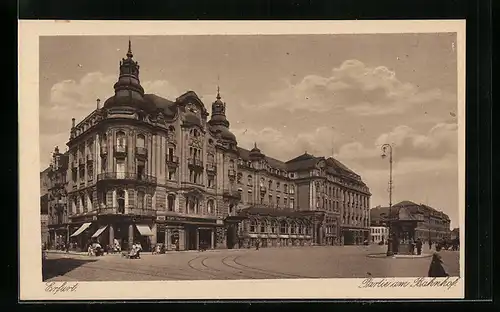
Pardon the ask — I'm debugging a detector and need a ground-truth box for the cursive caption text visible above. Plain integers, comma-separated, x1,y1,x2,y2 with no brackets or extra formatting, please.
358,277,460,290
45,282,79,294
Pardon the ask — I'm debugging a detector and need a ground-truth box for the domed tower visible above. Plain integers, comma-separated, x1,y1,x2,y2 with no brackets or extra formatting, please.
208,87,237,143
104,40,153,111
249,142,265,160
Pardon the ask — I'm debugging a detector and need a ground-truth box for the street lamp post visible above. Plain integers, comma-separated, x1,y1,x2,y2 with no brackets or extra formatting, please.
381,144,394,256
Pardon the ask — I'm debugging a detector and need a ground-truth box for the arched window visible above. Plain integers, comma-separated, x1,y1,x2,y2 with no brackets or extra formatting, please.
284,184,288,193
117,189,125,213
247,175,252,186
101,133,107,147
237,173,242,184
271,220,278,233
280,221,287,234
116,131,126,147
250,220,257,232
137,191,145,209
167,194,175,211
207,199,215,214
229,203,234,214
260,221,266,233
136,134,145,148
290,221,296,234
268,180,273,190
229,159,235,169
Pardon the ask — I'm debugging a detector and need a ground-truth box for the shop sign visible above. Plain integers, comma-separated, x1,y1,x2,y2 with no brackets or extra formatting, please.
165,216,217,224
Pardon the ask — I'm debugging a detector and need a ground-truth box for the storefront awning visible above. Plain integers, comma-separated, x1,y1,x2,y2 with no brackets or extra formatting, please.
70,222,91,237
135,224,154,236
91,225,108,238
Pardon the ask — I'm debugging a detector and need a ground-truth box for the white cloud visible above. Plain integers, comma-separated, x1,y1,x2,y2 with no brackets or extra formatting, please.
260,59,454,116
232,126,345,161
40,72,180,166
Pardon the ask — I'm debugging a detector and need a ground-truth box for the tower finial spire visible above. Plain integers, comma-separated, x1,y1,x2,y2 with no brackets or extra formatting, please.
127,37,133,58
216,75,221,100
254,142,257,148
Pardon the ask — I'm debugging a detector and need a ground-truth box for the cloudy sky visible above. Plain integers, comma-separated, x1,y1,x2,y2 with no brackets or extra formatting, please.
39,34,460,227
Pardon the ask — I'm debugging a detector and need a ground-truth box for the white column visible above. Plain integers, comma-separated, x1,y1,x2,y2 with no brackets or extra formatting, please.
113,190,117,207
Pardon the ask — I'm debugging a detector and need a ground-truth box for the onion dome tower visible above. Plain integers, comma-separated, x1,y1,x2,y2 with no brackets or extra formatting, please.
208,87,236,142
104,39,154,111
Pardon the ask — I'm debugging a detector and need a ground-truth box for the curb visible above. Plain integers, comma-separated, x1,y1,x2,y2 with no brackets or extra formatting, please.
366,252,432,259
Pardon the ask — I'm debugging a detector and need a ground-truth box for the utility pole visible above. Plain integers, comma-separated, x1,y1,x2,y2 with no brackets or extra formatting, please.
381,144,394,256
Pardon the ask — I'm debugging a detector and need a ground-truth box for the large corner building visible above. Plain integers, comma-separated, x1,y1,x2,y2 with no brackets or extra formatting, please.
43,41,371,251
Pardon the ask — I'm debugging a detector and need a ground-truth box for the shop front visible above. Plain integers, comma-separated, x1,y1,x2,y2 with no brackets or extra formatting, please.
341,226,370,245
155,215,218,251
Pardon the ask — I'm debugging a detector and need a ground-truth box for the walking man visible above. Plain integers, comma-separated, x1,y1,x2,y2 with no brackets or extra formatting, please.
416,238,423,255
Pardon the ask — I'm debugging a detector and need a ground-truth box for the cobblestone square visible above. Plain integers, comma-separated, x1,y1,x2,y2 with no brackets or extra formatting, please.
43,245,460,281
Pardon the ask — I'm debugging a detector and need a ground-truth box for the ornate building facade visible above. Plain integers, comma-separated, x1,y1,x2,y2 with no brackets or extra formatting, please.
45,147,69,247
41,41,371,251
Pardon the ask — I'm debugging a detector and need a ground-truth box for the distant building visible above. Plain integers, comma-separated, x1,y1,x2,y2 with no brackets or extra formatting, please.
40,168,51,246
370,226,388,244
370,200,451,243
451,228,459,240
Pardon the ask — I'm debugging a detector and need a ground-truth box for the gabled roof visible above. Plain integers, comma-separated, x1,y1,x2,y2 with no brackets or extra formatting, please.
286,153,316,163
393,200,419,207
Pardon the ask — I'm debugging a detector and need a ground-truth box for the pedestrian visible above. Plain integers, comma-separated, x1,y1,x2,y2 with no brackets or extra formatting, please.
255,239,260,250
428,245,449,277
409,238,415,255
416,238,423,255
428,240,432,251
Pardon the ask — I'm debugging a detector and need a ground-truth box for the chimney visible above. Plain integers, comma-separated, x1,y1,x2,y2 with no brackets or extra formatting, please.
96,98,101,109
71,118,76,128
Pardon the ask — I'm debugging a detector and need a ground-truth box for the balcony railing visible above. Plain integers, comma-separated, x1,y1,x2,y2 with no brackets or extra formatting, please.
188,158,204,168
87,154,94,162
166,155,179,165
228,169,236,177
97,172,157,184
259,186,267,193
78,158,85,166
97,207,156,217
135,147,148,158
206,163,217,172
114,145,127,156
223,189,241,200
100,146,108,156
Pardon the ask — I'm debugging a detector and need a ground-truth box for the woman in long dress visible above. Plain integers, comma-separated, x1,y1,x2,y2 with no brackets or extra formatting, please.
428,246,449,277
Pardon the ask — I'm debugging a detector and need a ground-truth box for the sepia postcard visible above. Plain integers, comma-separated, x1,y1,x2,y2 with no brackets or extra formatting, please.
19,20,465,301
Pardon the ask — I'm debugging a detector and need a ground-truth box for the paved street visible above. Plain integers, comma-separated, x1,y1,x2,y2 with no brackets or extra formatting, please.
43,245,460,281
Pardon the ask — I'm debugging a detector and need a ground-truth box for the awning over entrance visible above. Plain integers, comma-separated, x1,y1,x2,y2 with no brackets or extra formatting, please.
70,222,91,237
91,225,108,238
135,224,154,236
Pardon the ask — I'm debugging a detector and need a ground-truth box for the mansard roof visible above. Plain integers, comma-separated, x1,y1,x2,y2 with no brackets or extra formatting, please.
143,94,176,117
